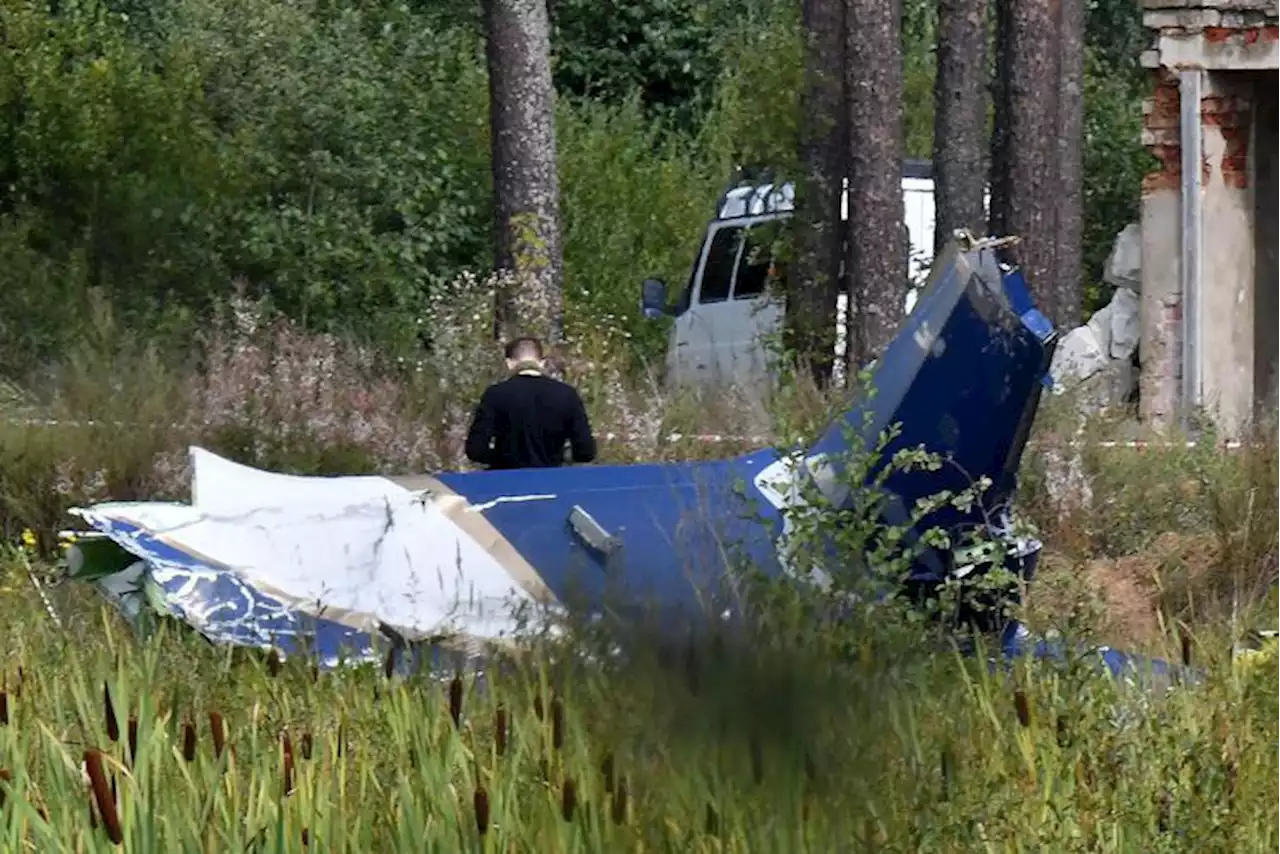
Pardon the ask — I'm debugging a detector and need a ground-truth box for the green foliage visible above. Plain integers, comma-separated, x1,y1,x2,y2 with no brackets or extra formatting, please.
0,0,494,369
557,97,722,360
1080,38,1156,313
550,0,722,133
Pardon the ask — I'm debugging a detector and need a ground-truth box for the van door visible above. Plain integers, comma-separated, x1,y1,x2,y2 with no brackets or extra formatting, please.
670,223,741,387
715,223,785,389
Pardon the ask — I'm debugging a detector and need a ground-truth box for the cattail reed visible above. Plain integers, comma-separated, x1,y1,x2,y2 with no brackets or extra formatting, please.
310,662,320,684
1014,690,1032,728
103,682,119,742
300,730,313,761
383,646,395,680
550,695,564,751
1056,714,1070,749
683,638,700,696
601,752,615,793
704,803,720,836
473,785,490,835
494,706,508,757
182,718,197,762
209,711,226,759
0,687,7,727
449,674,464,728
940,746,954,801
301,827,310,847
560,777,577,822
610,776,628,825
0,768,10,810
533,694,544,721
84,749,123,844
266,649,282,678
281,731,295,795
127,716,138,765
1180,627,1193,668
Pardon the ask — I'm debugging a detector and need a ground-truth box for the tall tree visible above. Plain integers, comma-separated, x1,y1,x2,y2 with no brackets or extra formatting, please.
790,0,847,385
989,0,1063,324
932,0,990,250
1053,0,1085,326
844,0,908,369
483,0,565,344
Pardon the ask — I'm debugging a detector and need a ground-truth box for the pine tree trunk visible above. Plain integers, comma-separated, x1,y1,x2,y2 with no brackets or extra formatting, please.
1053,0,1085,327
844,0,907,370
791,0,847,386
989,0,1062,324
484,0,565,344
933,0,990,251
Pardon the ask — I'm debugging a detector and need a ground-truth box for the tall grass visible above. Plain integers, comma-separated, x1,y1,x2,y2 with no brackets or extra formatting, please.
0,579,1274,852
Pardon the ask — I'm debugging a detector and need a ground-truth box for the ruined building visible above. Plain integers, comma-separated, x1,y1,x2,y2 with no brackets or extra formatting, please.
1139,0,1278,435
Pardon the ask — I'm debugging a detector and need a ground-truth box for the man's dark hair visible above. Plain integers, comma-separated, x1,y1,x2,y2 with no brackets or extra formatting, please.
504,336,544,362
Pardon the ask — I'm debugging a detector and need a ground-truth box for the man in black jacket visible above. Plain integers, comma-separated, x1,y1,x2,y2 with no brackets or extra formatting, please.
464,337,598,470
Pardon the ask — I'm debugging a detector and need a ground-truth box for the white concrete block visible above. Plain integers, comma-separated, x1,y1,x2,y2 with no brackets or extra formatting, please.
1050,325,1109,390
1104,223,1142,292
1108,287,1141,361
1086,304,1115,358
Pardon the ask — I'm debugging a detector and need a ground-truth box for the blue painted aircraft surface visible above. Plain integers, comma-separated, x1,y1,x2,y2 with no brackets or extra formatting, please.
64,236,1174,682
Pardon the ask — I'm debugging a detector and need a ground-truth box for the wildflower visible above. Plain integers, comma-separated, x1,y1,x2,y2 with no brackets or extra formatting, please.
19,529,36,551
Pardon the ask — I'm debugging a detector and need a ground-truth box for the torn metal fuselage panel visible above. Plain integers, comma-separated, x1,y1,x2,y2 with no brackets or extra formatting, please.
63,237,1167,681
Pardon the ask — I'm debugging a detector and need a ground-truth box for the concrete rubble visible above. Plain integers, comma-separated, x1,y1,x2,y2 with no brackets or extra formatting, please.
1048,224,1142,411
1042,224,1144,513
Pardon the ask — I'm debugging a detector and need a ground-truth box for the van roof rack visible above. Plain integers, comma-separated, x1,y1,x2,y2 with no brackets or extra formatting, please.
713,159,935,221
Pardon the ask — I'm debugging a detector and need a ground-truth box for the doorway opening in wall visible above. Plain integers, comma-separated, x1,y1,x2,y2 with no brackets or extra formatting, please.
1252,71,1278,421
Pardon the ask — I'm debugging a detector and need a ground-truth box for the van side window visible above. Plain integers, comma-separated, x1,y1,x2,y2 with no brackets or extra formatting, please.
698,226,740,304
733,228,772,299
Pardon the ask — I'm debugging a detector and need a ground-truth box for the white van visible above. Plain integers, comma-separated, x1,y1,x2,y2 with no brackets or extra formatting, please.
641,160,949,392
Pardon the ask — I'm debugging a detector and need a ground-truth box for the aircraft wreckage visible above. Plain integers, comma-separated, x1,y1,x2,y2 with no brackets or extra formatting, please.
63,236,1175,680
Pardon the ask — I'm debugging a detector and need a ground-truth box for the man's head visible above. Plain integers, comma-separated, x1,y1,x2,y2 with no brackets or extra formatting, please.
504,336,545,373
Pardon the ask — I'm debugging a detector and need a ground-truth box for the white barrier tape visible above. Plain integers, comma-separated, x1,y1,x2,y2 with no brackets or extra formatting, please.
2,419,1251,451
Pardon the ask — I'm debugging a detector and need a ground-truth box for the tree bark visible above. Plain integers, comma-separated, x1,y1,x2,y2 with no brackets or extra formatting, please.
989,0,1063,324
483,0,565,344
933,0,990,251
790,0,847,386
844,0,907,370
1053,0,1085,327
